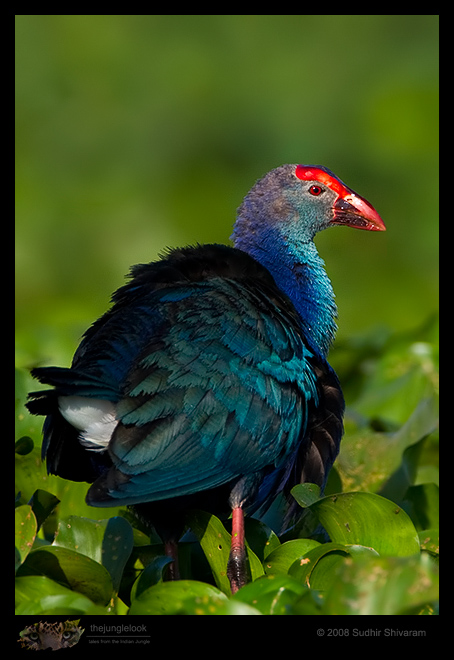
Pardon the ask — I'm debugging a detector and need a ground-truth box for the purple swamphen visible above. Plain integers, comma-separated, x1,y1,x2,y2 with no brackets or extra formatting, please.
27,165,385,593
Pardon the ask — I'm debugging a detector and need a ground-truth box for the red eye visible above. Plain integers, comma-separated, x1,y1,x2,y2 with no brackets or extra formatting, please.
309,185,323,196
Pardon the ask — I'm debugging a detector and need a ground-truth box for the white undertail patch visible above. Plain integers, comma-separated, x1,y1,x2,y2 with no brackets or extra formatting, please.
58,395,118,451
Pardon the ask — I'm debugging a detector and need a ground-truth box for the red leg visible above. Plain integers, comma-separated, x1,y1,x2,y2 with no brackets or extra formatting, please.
227,506,248,593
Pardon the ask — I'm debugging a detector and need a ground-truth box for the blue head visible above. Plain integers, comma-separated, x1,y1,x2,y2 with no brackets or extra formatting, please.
232,164,385,357
233,164,384,248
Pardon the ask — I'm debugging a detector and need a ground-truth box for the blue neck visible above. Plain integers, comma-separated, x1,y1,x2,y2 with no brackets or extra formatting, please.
233,229,337,360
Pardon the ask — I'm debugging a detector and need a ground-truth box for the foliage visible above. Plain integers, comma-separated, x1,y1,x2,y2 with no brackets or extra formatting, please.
15,318,438,615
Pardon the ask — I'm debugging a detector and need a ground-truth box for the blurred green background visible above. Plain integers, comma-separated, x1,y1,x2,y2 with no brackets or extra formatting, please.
15,15,438,368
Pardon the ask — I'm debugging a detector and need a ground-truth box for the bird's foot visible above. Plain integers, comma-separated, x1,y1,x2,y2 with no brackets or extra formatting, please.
227,545,248,594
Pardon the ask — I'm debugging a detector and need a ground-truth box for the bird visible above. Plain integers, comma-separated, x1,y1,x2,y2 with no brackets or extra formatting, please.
27,164,385,593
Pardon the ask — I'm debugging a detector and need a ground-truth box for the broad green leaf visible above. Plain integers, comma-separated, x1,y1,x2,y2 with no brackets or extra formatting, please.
402,483,439,530
233,575,307,615
187,509,264,595
28,489,60,529
418,529,439,557
322,553,439,615
187,510,233,594
288,590,324,615
337,395,438,494
291,482,321,507
198,600,262,615
15,575,105,615
243,517,281,560
53,515,107,560
101,517,134,592
289,542,378,590
53,515,133,593
291,489,420,556
15,435,34,455
129,580,227,615
16,545,113,605
264,539,321,575
15,505,37,569
130,555,173,600
351,333,438,425
245,544,266,582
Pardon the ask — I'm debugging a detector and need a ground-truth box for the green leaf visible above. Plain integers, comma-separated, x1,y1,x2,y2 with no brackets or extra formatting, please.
290,482,321,507
130,555,173,600
129,580,227,615
352,332,439,426
187,510,233,594
15,505,37,569
203,600,262,615
243,517,281,560
53,515,133,593
402,483,439,530
337,395,438,494
322,553,439,615
15,575,105,615
289,542,378,590
187,509,264,595
28,489,60,529
292,489,420,556
233,575,307,615
54,515,106,560
16,545,113,605
264,539,321,575
418,529,439,557
101,517,134,592
15,436,34,456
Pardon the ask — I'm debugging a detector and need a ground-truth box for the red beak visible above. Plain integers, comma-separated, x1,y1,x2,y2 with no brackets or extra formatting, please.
332,192,386,232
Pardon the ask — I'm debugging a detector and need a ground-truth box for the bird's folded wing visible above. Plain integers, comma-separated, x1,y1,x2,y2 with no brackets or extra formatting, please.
83,278,318,505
